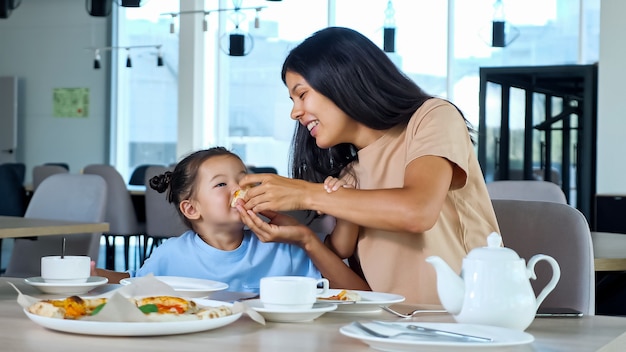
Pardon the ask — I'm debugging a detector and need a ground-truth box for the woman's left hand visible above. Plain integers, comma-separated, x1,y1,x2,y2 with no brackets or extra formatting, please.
236,205,312,246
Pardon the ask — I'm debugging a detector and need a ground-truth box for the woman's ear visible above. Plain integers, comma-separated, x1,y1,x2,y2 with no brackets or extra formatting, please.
180,200,200,220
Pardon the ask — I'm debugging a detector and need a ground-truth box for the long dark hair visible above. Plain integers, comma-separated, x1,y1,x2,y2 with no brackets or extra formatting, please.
282,26,472,182
150,147,241,228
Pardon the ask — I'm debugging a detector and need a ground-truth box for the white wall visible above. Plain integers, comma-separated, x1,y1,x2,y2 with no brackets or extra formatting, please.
597,0,626,194
0,0,109,182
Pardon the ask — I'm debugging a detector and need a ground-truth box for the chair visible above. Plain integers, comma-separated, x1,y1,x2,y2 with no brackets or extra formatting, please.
128,164,162,186
32,164,69,191
83,164,146,271
0,164,27,272
491,199,595,315
2,162,26,184
3,174,107,278
486,180,567,204
44,162,69,171
248,166,278,174
141,165,188,264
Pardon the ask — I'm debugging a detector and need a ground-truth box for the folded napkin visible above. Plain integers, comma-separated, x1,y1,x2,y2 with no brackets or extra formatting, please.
10,274,265,325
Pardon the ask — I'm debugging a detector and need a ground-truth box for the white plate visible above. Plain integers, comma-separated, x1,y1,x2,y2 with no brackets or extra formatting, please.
245,299,337,323
317,289,405,314
340,322,534,351
119,276,229,298
24,299,242,336
24,276,109,295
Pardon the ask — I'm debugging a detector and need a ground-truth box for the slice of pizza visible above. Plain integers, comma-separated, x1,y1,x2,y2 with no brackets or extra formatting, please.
230,187,249,207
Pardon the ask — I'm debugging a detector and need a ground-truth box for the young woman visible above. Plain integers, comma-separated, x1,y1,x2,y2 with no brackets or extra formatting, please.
236,27,500,305
94,147,326,293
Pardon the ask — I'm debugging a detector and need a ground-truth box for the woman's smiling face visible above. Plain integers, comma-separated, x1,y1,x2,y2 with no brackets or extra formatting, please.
285,71,355,149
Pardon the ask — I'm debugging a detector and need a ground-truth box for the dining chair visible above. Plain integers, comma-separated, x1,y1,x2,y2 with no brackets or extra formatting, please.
2,162,26,184
491,199,595,315
486,180,567,204
248,166,278,174
83,164,146,271
128,164,162,186
32,164,69,191
3,173,107,278
0,164,27,272
141,165,188,264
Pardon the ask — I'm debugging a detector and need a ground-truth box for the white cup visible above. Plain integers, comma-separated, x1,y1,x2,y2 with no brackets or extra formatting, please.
41,256,91,283
260,276,330,311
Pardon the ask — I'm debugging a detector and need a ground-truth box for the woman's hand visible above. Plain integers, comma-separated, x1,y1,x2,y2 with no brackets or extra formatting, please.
235,205,315,247
239,173,320,213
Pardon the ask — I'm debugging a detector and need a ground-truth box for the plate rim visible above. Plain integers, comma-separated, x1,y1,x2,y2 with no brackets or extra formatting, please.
317,289,405,306
119,276,229,292
339,321,535,348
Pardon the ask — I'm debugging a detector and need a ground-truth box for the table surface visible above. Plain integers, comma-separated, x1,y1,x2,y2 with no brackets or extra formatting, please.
592,231,626,271
1,277,625,351
0,215,109,239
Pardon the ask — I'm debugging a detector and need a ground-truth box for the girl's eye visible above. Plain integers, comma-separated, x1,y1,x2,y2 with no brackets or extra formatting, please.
216,182,227,188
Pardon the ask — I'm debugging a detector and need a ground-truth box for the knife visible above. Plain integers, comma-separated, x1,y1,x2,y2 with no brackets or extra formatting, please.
373,321,493,342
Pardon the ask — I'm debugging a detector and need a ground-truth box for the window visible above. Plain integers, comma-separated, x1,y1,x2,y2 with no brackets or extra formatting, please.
114,0,599,181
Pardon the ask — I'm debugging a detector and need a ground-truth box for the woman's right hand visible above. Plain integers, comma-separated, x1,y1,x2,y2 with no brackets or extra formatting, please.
239,173,320,213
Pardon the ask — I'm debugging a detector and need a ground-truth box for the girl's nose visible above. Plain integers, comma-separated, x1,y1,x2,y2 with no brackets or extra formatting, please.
290,106,302,120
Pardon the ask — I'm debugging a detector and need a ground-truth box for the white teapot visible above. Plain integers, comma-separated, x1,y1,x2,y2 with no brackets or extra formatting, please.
425,232,560,331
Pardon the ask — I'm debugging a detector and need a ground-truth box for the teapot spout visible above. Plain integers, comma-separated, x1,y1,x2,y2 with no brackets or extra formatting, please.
426,256,464,315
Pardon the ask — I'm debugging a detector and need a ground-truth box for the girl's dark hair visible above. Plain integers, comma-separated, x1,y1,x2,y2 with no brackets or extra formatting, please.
281,26,473,183
149,146,241,229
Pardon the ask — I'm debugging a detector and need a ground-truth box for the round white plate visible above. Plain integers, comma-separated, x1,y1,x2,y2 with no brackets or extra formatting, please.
24,299,242,336
245,299,337,323
119,276,229,298
318,289,405,314
24,276,109,295
340,322,534,351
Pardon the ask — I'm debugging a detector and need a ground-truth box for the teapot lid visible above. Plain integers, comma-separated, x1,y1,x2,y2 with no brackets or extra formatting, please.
465,232,520,261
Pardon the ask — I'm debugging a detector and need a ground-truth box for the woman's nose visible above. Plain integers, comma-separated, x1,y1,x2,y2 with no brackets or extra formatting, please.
290,105,302,120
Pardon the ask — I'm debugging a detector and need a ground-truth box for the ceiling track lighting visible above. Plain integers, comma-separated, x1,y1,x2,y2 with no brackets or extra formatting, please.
162,1,271,57
86,44,163,70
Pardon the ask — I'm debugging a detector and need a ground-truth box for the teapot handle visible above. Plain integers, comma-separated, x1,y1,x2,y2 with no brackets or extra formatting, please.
527,254,561,309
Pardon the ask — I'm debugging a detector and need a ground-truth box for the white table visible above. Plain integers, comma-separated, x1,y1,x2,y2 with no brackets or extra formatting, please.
1,277,626,351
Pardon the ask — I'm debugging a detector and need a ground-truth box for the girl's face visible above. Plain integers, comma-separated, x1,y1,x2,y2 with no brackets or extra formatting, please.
285,71,357,149
189,155,247,226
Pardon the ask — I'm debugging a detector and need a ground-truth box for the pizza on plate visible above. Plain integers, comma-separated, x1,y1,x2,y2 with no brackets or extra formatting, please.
27,295,232,321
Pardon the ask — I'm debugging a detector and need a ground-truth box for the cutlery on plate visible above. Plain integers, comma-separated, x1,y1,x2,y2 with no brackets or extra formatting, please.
380,305,447,318
372,321,493,342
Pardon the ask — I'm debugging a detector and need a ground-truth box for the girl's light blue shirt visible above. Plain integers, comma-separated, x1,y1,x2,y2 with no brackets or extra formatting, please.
132,230,320,293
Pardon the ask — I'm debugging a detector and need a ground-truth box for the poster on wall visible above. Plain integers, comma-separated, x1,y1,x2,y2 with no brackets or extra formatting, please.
53,87,89,118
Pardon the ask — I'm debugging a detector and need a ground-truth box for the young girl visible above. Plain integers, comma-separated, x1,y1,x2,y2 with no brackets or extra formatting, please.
94,147,320,293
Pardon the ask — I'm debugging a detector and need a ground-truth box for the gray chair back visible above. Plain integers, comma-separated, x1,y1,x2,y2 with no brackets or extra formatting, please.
487,180,567,204
491,199,595,315
142,166,187,260
32,164,69,191
83,164,144,235
3,173,107,278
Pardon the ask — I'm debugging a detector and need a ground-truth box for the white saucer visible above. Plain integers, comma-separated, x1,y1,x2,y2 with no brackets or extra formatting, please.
318,289,405,314
24,276,109,295
245,299,337,323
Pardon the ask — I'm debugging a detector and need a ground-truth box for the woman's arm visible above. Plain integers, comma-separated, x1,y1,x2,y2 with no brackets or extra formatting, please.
236,206,370,290
325,217,360,259
240,155,455,233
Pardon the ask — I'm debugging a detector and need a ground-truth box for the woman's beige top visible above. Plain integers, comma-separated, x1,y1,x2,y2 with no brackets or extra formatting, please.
349,98,500,305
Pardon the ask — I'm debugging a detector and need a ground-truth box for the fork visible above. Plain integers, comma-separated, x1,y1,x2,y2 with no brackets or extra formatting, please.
353,321,431,339
352,321,474,342
381,305,447,318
